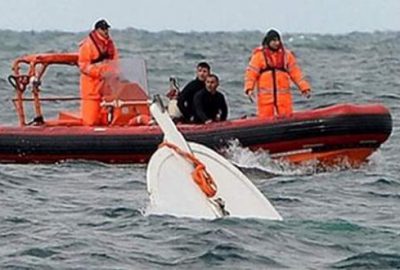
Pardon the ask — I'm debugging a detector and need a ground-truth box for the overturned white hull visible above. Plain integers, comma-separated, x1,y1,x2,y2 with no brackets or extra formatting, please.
146,101,282,220
147,141,282,220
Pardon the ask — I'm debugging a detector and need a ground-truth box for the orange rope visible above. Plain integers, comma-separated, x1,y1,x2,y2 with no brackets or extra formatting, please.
159,142,217,197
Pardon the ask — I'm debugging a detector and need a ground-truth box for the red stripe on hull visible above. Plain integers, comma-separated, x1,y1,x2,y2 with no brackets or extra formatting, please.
274,148,375,167
0,153,151,164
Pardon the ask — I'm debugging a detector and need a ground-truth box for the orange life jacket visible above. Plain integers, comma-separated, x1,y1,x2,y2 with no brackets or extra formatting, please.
89,30,116,64
245,45,309,93
78,31,119,125
244,45,310,118
261,46,286,72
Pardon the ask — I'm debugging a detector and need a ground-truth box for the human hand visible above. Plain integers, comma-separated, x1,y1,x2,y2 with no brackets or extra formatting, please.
205,119,213,124
245,89,255,103
302,89,311,99
101,71,115,80
166,89,178,99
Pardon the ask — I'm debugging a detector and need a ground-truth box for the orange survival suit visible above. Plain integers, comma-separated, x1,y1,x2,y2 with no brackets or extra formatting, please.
78,29,119,125
244,30,310,118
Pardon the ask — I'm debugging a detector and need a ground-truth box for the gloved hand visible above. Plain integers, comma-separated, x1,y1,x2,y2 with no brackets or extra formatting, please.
166,89,178,99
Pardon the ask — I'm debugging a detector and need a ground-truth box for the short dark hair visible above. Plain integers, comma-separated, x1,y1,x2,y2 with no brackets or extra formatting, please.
262,29,281,46
207,74,219,82
197,62,210,71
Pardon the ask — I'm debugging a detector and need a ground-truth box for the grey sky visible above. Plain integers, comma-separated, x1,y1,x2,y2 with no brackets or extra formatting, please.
0,0,399,33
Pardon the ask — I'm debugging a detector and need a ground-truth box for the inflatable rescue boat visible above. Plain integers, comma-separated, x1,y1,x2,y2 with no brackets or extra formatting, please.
0,53,392,165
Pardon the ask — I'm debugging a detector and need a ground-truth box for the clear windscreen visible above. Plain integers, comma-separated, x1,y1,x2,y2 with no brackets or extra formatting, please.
102,57,149,99
118,57,149,93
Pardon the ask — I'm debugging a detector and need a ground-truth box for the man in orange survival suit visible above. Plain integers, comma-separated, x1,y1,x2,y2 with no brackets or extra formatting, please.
78,19,119,125
244,29,311,118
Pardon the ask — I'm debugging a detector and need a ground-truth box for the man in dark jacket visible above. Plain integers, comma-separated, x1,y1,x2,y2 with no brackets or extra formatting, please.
193,74,228,124
177,62,210,122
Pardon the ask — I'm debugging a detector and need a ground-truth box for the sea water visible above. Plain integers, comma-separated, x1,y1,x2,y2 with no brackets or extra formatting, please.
0,29,399,269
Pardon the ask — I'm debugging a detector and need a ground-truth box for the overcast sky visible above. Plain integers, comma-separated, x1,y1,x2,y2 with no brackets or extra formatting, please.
0,0,399,33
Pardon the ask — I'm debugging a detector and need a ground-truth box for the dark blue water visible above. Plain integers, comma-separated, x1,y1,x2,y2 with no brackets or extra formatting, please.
0,29,399,269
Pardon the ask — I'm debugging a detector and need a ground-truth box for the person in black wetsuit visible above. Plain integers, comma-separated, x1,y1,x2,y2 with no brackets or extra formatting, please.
177,62,210,123
193,74,228,124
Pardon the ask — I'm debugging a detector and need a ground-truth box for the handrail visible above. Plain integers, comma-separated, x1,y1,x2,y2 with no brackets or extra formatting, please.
12,96,81,102
12,53,78,69
9,52,79,126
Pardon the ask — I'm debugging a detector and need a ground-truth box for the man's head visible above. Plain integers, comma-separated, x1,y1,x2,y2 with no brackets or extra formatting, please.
94,19,111,38
205,74,219,94
262,29,282,51
196,62,211,81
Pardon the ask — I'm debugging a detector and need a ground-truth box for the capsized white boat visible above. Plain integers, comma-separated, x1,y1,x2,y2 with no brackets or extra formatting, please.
146,98,282,220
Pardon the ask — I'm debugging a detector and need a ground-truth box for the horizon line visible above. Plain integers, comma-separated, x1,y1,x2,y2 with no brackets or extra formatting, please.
0,27,398,36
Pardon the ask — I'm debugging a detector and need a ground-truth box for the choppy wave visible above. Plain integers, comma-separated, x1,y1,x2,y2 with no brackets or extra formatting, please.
223,139,366,177
332,252,400,269
0,29,399,269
